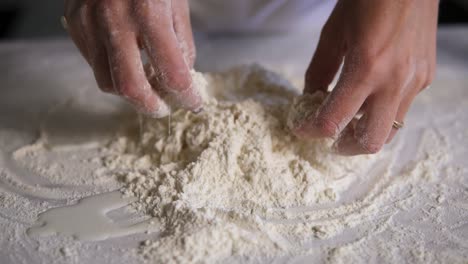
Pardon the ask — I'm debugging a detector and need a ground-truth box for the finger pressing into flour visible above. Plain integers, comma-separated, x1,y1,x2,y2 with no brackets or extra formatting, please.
386,82,422,143
335,92,399,155
137,0,202,111
296,59,370,139
104,21,169,116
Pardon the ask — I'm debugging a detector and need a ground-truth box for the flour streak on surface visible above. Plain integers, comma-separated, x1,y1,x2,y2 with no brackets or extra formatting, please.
94,65,467,263
2,65,467,264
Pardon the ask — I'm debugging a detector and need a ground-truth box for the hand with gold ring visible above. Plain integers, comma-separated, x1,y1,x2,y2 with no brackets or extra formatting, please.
63,0,201,117
392,120,404,130
291,0,438,155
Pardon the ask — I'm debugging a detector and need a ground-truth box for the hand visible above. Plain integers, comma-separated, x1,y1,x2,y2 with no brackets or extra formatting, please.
295,0,439,155
64,0,201,117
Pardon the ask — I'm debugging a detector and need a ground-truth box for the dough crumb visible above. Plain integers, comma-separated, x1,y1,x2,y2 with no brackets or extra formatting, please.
101,65,376,262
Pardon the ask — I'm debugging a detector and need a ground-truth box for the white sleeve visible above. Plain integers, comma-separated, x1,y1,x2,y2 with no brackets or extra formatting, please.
189,0,336,33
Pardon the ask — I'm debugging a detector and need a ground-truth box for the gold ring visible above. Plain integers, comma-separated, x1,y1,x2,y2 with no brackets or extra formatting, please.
393,120,404,129
60,16,68,30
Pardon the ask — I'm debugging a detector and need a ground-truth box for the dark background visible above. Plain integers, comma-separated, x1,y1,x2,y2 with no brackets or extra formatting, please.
0,0,467,40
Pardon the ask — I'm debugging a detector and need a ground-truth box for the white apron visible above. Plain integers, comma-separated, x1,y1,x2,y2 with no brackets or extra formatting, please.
190,0,336,32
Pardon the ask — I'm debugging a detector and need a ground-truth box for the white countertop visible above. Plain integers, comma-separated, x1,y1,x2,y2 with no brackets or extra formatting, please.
0,27,467,264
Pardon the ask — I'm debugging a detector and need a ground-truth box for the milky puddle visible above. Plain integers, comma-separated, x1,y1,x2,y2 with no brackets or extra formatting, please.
27,191,159,241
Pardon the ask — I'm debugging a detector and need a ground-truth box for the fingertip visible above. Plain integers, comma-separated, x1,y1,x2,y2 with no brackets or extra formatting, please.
145,64,204,112
123,90,171,118
334,137,376,156
332,124,360,156
164,68,206,111
165,81,203,111
292,116,341,140
332,118,386,156
146,100,171,118
335,129,384,156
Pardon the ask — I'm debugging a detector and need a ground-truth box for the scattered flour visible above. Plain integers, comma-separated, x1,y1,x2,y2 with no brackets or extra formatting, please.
99,65,380,262
2,64,467,264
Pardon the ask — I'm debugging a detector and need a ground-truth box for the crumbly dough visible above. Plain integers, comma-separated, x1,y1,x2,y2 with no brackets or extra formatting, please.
101,65,376,262
4,64,466,264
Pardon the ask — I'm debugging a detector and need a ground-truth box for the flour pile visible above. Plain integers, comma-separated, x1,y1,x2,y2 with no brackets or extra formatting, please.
2,41,467,264
99,65,377,262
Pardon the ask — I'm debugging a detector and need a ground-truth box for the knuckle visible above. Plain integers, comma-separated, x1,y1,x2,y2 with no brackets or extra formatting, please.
353,47,408,84
350,50,383,82
416,66,434,92
359,49,379,67
394,62,412,85
414,72,427,89
95,0,121,28
380,82,405,102
388,88,403,101
134,0,170,24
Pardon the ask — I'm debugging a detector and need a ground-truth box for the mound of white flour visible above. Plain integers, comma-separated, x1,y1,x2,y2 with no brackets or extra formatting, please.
100,65,377,262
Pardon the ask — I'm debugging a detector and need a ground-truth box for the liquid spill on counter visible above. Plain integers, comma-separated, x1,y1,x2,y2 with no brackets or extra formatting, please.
27,191,159,241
